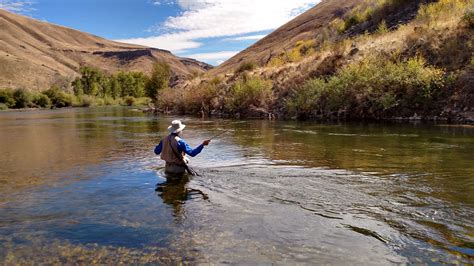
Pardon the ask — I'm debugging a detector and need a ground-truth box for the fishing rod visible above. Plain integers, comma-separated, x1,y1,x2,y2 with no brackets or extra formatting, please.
209,129,230,140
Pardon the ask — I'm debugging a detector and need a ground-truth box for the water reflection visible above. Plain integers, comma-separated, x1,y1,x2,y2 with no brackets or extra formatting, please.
156,174,209,221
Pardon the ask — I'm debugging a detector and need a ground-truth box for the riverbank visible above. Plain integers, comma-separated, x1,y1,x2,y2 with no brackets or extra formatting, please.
143,105,474,124
151,0,472,124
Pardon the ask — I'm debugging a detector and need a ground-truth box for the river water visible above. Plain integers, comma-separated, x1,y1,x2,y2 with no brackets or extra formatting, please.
0,107,473,264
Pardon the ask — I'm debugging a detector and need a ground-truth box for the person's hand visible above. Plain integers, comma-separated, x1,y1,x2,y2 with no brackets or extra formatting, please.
202,140,211,146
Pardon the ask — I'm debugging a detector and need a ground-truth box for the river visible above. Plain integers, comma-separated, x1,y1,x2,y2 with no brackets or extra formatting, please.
0,107,473,264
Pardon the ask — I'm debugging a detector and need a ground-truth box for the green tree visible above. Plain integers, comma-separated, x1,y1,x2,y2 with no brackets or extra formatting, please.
146,62,171,99
110,76,122,99
131,72,148,98
116,72,135,97
97,77,112,98
77,66,105,96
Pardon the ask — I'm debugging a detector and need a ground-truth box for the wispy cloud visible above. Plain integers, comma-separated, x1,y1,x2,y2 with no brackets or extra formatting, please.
150,0,174,6
224,34,268,42
118,33,203,53
118,0,320,56
0,0,35,14
181,50,239,62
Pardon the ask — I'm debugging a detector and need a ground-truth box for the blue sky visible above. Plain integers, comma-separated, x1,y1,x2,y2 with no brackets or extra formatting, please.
0,0,320,65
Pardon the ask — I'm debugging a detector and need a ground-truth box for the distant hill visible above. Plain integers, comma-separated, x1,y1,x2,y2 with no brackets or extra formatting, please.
0,9,212,90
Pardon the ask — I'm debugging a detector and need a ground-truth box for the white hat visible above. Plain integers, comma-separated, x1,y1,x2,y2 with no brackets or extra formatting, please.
168,120,186,134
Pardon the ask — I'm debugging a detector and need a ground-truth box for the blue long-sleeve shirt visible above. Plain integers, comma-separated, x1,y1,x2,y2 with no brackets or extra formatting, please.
154,138,204,157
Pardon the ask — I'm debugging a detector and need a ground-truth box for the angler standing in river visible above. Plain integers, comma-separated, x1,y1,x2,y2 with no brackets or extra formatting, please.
154,120,211,176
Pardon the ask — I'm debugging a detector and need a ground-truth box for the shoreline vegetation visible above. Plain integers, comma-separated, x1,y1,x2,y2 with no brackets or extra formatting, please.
0,62,170,110
0,87,152,110
152,0,473,123
1,0,473,123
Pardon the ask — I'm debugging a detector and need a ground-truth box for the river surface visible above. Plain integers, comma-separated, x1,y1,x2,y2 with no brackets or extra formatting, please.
0,107,473,264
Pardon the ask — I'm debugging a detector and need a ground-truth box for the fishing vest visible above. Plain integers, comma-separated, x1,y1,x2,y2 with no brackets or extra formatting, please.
161,134,185,165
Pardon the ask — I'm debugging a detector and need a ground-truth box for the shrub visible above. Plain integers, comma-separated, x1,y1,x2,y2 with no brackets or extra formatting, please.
156,88,181,112
134,97,152,106
72,78,84,96
95,98,105,106
338,5,375,32
75,95,95,107
266,40,316,67
334,56,445,115
462,9,474,28
287,48,302,62
287,55,447,119
13,89,32,108
124,96,135,106
0,103,7,110
182,82,221,114
267,56,286,68
344,13,363,31
32,93,51,108
225,77,273,114
103,96,120,106
417,0,470,26
296,40,316,56
235,61,257,74
0,89,16,108
332,18,347,33
286,78,333,119
337,0,412,33
286,40,318,63
376,20,389,34
43,86,73,108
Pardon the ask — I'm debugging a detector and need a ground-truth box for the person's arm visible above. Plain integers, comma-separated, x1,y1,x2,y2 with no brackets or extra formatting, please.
177,139,210,157
154,140,163,155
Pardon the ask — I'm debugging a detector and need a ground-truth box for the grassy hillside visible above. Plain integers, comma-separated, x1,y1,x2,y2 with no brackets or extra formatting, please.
211,0,365,76
159,0,474,122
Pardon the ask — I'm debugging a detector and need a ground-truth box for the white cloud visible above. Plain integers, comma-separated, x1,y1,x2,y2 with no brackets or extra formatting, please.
0,0,35,13
117,33,202,53
150,0,174,5
118,0,320,53
224,34,267,41
182,50,239,61
180,50,240,66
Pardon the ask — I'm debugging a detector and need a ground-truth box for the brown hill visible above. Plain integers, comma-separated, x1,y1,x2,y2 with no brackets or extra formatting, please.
211,0,364,75
212,0,436,75
0,9,212,90
167,0,472,122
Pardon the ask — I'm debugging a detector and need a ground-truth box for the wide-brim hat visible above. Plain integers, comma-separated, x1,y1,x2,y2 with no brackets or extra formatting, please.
168,120,186,133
